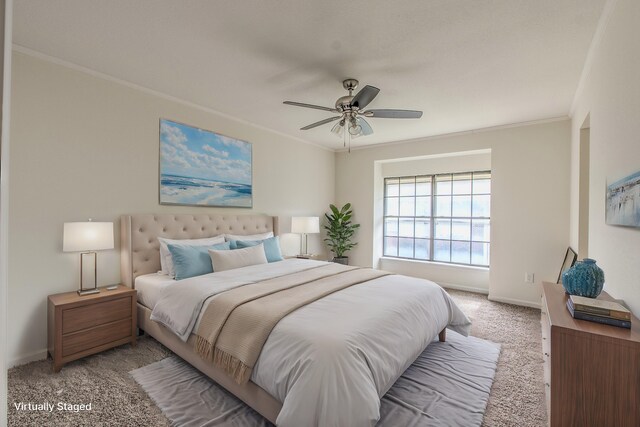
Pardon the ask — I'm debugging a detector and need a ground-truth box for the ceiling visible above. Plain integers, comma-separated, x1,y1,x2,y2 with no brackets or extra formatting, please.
13,0,606,150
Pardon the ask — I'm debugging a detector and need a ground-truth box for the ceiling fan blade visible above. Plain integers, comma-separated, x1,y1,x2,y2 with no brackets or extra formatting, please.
364,109,423,119
283,101,337,113
300,116,342,130
357,117,374,136
351,85,380,109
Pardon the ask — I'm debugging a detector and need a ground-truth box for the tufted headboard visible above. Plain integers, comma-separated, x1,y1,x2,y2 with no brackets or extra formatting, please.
120,214,279,288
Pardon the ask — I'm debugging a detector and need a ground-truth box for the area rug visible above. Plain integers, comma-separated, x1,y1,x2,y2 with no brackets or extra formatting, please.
131,330,500,426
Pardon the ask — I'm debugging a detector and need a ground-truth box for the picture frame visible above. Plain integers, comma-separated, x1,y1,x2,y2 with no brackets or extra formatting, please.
606,169,640,227
159,119,252,208
557,247,577,284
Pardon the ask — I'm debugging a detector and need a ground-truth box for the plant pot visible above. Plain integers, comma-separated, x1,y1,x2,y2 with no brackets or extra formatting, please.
561,258,605,298
332,256,349,265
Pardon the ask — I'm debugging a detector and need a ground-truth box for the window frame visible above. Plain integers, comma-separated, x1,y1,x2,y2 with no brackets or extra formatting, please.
383,170,491,267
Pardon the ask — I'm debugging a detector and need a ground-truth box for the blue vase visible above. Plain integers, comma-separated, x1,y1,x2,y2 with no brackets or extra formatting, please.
562,258,605,298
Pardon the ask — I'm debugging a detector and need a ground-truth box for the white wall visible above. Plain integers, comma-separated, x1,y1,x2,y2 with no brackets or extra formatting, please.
336,120,571,307
378,151,491,293
577,126,590,259
1,1,11,424
570,0,640,315
380,151,491,177
8,51,335,365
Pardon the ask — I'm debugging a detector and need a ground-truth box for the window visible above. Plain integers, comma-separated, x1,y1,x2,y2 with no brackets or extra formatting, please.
383,171,491,267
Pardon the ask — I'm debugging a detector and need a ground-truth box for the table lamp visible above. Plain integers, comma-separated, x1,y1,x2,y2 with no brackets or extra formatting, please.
63,220,114,295
291,216,319,258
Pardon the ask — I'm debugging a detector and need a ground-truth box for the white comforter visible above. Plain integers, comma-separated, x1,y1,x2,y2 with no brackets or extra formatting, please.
151,259,471,427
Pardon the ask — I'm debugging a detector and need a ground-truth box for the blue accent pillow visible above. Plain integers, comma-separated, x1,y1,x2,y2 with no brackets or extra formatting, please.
235,236,283,263
168,241,231,280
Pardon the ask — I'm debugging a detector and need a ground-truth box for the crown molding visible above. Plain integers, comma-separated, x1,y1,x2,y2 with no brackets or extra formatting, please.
338,116,569,153
12,44,577,155
12,44,334,153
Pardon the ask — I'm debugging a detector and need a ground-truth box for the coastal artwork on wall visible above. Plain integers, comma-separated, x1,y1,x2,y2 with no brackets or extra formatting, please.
606,169,640,227
159,119,252,207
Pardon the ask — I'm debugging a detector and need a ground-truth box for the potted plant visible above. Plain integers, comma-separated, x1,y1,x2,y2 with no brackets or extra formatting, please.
324,203,360,265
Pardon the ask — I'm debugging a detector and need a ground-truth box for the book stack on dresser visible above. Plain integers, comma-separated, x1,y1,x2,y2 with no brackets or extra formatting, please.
566,294,631,328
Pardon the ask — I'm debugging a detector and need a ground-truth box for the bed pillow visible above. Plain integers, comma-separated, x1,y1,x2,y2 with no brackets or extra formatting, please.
158,235,225,277
225,231,274,249
209,243,268,272
168,242,231,280
235,236,283,263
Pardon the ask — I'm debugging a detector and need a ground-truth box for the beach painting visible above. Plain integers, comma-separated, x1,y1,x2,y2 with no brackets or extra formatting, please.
159,119,252,207
606,169,640,227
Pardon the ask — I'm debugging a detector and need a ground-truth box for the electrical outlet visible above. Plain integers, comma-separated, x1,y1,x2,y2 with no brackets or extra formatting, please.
525,272,535,283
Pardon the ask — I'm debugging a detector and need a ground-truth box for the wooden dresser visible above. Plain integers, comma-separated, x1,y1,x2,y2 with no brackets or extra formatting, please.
48,285,137,372
541,282,640,427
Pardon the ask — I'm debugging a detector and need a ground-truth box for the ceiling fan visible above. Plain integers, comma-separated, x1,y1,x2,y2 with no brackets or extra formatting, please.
283,78,422,149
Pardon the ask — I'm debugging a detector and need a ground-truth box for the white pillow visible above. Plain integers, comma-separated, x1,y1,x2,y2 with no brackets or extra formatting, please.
209,243,268,272
225,231,274,242
158,235,225,277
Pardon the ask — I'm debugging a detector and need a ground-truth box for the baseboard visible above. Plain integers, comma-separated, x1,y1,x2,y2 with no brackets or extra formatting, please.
443,284,542,309
488,295,541,309
440,282,490,295
8,348,48,369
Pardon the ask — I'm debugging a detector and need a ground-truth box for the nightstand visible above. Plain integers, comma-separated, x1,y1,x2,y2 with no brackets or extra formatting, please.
47,285,137,372
287,254,325,260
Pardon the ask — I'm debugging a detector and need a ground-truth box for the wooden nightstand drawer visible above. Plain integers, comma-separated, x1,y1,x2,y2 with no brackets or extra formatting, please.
63,296,131,334
62,318,132,357
48,285,137,372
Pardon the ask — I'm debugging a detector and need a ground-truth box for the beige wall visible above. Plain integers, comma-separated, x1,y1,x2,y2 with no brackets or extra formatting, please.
336,120,571,307
570,0,640,314
577,126,590,259
8,52,335,364
380,151,491,178
1,0,9,422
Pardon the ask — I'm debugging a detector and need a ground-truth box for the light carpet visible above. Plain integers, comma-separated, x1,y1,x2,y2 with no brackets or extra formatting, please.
131,331,499,426
7,289,547,426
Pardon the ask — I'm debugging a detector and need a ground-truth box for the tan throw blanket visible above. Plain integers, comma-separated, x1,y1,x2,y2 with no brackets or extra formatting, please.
194,264,390,384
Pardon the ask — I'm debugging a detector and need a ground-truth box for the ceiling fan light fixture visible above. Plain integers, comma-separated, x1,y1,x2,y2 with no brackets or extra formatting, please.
330,120,345,138
283,79,423,145
348,123,362,136
348,116,363,137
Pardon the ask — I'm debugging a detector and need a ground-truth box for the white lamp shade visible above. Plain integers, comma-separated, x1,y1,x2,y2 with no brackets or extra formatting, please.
63,222,114,252
291,217,320,234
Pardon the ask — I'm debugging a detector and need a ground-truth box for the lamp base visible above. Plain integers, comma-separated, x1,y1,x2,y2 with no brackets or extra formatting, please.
77,288,100,296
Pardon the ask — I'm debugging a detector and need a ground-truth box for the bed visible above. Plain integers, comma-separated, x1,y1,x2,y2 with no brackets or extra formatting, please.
121,213,471,426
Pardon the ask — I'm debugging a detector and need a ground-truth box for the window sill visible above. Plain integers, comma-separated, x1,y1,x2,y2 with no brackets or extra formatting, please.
379,256,490,271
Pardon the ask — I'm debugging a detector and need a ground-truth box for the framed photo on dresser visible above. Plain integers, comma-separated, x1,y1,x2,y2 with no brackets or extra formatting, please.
557,247,577,284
